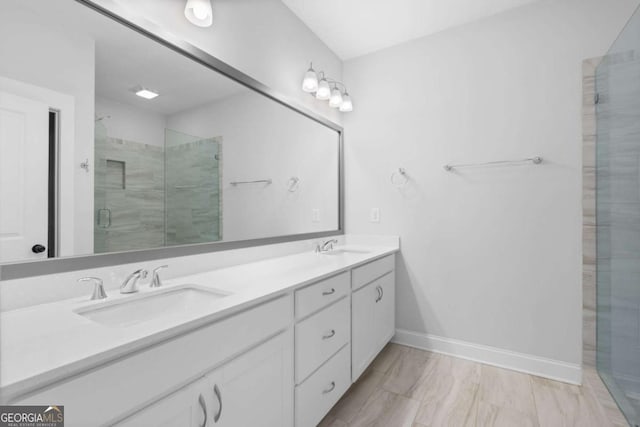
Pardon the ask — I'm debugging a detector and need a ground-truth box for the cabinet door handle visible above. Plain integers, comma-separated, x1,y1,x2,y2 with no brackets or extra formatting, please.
198,393,208,427
375,286,382,303
322,329,336,340
323,381,336,394
322,288,336,296
213,384,222,423
379,286,384,301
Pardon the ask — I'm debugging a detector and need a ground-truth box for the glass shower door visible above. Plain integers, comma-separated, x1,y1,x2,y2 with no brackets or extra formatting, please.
595,5,640,426
165,129,222,246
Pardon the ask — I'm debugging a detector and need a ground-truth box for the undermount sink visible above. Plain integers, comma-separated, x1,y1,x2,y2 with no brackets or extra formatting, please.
75,285,230,327
320,248,371,256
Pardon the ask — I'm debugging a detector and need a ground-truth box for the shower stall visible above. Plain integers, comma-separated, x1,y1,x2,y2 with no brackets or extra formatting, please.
94,123,222,253
595,5,640,426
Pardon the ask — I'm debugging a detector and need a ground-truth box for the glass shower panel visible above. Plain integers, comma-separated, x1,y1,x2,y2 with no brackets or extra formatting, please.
165,129,222,246
596,5,640,426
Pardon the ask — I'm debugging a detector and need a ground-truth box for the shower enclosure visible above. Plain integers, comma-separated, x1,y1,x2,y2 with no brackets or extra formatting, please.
94,124,221,253
595,5,640,426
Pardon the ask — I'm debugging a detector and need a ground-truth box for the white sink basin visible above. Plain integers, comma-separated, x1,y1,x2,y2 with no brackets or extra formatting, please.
75,285,230,327
320,248,372,256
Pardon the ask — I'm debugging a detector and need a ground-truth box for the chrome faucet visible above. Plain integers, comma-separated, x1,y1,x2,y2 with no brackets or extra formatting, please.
150,265,168,288
78,277,107,300
316,238,338,253
120,269,148,294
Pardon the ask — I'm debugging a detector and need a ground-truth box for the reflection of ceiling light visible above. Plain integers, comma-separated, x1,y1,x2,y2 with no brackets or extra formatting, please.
134,88,159,99
185,0,213,27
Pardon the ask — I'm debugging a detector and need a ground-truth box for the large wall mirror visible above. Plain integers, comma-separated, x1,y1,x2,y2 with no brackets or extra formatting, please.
0,0,342,273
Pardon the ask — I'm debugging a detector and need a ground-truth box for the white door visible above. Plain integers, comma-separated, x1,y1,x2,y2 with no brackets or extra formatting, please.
0,91,49,262
116,378,208,427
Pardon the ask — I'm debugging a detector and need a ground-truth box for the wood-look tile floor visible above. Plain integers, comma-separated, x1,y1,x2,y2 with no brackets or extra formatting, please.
319,344,624,427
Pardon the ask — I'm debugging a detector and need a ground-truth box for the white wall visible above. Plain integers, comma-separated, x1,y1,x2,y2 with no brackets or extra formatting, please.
0,2,95,256
97,0,343,124
167,92,340,241
343,0,640,372
95,98,167,147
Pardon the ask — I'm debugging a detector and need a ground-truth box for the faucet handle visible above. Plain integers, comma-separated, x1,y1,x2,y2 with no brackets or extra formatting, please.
78,277,107,301
150,265,168,288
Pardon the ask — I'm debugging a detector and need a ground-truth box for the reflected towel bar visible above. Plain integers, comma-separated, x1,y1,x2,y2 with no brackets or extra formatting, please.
444,156,543,172
230,179,272,186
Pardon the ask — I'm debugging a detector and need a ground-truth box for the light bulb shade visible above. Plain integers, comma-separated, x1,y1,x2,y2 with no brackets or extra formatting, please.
185,0,213,27
329,87,343,108
315,78,331,100
339,93,353,112
302,68,318,93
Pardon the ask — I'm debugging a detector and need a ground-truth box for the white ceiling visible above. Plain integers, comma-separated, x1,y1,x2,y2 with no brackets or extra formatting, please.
281,0,541,60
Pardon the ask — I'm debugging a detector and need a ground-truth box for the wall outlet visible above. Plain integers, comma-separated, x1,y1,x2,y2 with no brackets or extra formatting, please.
370,208,380,223
312,208,320,223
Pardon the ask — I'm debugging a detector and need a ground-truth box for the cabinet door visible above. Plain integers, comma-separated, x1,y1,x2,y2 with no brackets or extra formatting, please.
352,281,378,381
206,331,293,427
116,377,208,427
351,272,396,382
374,272,395,351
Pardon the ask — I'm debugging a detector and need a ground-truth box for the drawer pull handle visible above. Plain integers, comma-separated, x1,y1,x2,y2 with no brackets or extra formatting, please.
323,329,336,339
323,381,336,394
198,393,208,427
322,288,336,296
213,384,222,423
375,286,383,303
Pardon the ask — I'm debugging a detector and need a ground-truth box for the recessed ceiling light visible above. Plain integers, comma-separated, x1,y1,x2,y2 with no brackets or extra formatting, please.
134,88,159,100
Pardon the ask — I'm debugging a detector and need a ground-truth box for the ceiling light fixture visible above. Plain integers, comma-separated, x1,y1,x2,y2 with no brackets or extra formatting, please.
302,63,353,112
185,0,213,27
134,88,159,100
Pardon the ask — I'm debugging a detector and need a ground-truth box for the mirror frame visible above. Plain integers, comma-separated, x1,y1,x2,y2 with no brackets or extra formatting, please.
0,0,344,280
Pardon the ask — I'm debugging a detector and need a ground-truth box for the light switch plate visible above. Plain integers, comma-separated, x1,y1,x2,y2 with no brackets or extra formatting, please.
370,208,380,223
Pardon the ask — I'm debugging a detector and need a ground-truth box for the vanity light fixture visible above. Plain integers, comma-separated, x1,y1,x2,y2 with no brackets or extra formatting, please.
329,85,343,108
184,0,213,27
316,75,331,100
301,63,353,112
134,88,160,100
302,63,319,93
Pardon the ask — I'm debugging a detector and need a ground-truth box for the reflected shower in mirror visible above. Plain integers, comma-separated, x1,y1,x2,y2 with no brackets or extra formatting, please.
0,0,340,264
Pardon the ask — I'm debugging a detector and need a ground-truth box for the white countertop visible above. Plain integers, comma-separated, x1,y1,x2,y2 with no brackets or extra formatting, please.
0,244,398,401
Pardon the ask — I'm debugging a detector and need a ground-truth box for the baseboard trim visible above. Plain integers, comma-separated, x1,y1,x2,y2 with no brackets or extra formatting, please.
392,329,582,385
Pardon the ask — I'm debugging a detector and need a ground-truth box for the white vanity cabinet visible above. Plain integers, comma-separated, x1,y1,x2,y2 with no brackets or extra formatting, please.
7,251,398,427
118,331,293,427
351,255,396,381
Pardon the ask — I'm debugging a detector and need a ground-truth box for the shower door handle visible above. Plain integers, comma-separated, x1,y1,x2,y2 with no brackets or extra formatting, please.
97,208,111,228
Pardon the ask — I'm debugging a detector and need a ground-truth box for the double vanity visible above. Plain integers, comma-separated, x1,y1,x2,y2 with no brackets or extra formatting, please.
0,242,398,426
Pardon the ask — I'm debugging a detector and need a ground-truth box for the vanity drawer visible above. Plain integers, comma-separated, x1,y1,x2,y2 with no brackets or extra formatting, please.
295,297,350,384
11,295,292,427
295,271,350,319
352,254,395,291
295,344,350,427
